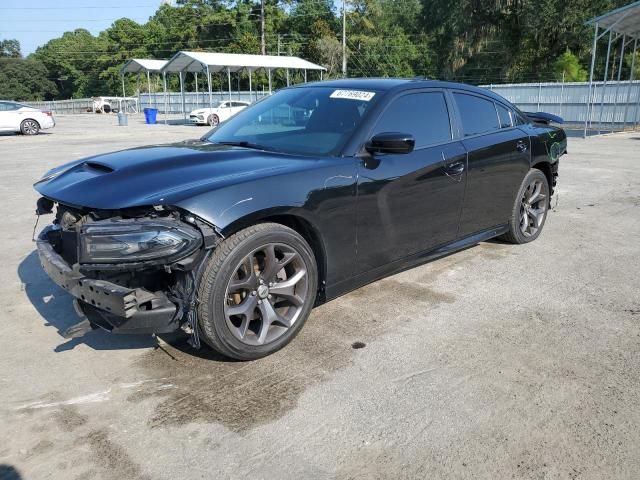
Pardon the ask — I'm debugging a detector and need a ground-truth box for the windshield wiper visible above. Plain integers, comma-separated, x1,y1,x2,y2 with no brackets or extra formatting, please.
216,141,274,152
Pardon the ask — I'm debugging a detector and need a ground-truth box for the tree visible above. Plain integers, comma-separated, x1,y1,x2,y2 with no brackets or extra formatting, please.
0,58,57,100
553,50,587,81
625,51,640,80
32,29,108,98
0,39,21,58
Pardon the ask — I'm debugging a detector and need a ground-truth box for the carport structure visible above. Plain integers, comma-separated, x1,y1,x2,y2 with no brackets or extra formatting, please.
160,51,326,122
585,1,640,137
120,59,168,109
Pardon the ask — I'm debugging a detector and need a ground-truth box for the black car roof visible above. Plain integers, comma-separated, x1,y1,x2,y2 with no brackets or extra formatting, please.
298,77,511,105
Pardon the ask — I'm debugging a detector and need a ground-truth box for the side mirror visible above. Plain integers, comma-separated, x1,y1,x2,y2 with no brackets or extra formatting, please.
365,132,415,155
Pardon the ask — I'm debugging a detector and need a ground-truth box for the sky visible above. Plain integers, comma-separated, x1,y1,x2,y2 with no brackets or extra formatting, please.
0,0,165,56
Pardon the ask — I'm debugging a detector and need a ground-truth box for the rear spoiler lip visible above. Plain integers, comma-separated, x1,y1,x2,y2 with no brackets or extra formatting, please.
523,111,564,125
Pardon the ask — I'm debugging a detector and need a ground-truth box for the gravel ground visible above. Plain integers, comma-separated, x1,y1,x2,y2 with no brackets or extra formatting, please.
0,114,639,480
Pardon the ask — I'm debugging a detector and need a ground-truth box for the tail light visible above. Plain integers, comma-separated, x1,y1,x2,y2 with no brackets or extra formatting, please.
43,111,53,117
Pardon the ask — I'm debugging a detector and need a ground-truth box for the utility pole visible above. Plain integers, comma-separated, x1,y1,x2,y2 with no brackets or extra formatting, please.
342,0,347,77
277,34,281,56
261,0,266,55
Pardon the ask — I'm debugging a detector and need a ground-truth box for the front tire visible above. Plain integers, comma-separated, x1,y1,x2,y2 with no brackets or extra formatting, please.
197,223,318,360
500,168,550,244
20,119,40,135
207,114,219,127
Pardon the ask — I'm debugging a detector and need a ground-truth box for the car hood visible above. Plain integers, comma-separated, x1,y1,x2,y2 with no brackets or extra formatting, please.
34,141,327,210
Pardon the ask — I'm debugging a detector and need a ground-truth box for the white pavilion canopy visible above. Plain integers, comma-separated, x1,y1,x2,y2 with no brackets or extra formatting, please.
121,51,326,122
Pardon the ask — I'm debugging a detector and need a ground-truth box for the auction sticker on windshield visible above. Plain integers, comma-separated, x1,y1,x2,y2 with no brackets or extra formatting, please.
330,90,376,101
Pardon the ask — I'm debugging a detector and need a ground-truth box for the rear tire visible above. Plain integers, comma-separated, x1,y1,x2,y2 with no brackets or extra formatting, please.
500,168,550,244
20,119,40,135
197,223,318,360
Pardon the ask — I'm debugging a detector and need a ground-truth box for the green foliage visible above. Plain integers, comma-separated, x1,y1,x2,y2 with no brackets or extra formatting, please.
553,50,588,81
625,51,640,80
18,0,633,99
0,39,22,58
0,58,58,100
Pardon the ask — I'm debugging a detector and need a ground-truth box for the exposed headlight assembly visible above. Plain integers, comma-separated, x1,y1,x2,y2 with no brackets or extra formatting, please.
79,218,202,264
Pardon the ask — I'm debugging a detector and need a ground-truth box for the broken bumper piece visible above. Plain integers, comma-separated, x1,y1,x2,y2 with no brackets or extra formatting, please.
36,226,179,335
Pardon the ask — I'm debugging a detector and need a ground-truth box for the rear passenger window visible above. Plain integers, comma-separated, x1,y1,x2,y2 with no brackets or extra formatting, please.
372,92,451,148
453,93,500,136
496,104,513,128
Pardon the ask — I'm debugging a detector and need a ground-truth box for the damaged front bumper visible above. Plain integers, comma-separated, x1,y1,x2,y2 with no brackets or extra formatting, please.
37,225,180,335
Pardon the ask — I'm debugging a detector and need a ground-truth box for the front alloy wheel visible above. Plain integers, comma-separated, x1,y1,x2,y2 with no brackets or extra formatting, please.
207,114,219,127
224,243,309,345
197,223,317,360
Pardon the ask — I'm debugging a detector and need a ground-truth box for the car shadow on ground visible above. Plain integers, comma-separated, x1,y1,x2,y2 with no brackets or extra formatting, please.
0,464,22,480
18,250,159,353
0,132,53,137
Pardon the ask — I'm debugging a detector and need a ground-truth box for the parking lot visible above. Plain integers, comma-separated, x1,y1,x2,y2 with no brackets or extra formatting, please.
1,114,639,479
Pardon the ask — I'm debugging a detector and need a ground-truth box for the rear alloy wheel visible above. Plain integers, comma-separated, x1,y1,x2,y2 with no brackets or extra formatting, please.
500,168,550,244
20,119,40,135
197,223,317,360
207,114,219,127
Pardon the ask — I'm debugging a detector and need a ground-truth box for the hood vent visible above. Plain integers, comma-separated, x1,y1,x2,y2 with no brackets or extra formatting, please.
84,162,114,173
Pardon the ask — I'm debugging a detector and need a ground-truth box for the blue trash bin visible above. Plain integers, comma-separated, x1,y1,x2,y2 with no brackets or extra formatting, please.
143,108,158,124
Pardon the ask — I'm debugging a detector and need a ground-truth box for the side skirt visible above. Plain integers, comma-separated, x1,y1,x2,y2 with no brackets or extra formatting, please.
324,224,508,302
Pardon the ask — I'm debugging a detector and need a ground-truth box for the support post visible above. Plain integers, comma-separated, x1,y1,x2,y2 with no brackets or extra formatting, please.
342,0,346,77
121,73,126,98
249,69,253,102
179,71,186,124
207,66,213,110
286,68,290,86
585,22,599,138
560,71,565,117
227,67,232,102
268,68,272,94
320,70,323,81
162,72,168,125
146,70,152,109
598,29,614,130
194,71,199,108
304,69,307,83
622,39,637,130
634,69,640,128
612,35,626,129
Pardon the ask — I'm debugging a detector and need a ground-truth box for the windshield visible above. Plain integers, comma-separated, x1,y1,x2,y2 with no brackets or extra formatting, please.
205,86,380,156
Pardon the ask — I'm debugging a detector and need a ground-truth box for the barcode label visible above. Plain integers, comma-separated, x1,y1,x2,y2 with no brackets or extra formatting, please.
330,90,376,101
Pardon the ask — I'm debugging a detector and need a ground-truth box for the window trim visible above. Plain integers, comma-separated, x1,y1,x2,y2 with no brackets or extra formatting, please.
450,90,507,139
495,101,515,129
364,88,456,152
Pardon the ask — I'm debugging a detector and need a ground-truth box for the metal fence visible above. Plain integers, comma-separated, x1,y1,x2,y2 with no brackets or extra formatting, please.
28,98,94,115
484,80,640,130
139,91,269,114
27,82,640,132
27,90,269,116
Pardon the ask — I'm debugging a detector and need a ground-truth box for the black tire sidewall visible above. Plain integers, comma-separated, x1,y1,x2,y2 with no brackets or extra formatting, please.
200,226,317,359
510,169,550,244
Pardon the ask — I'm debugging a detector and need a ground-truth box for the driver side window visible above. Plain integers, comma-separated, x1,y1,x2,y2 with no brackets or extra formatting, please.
372,92,452,149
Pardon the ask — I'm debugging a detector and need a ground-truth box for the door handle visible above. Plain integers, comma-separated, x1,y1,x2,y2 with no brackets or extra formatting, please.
516,140,528,153
444,161,465,176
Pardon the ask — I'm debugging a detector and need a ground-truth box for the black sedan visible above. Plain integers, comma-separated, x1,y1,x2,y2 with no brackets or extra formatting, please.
33,79,566,360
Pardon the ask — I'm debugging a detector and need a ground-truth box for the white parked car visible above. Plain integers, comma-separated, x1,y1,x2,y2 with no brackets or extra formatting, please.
189,100,250,127
0,101,55,135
